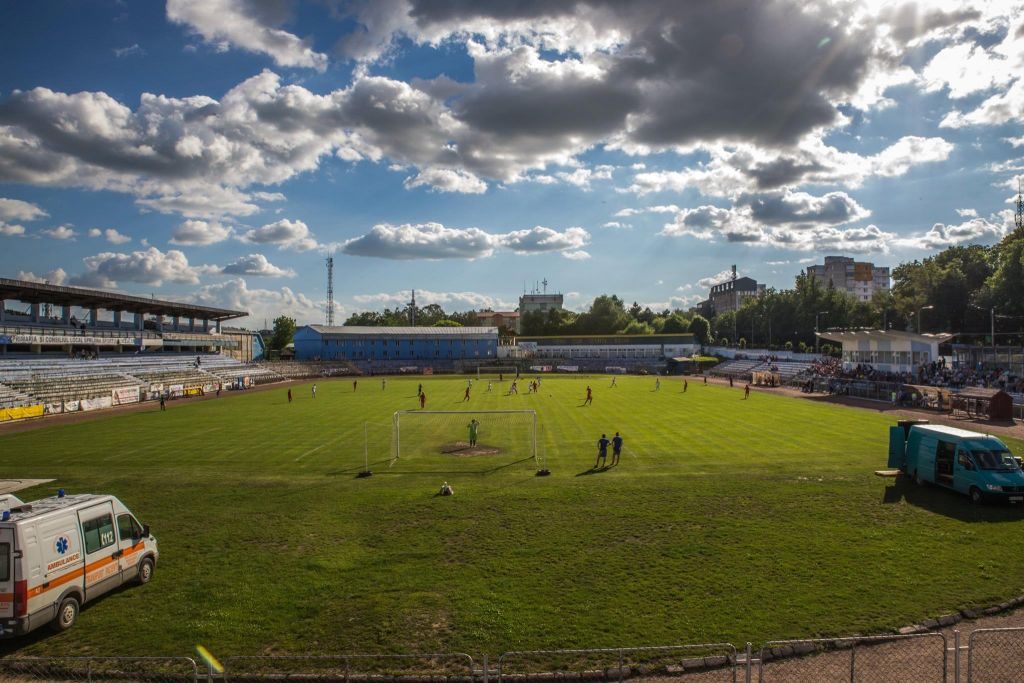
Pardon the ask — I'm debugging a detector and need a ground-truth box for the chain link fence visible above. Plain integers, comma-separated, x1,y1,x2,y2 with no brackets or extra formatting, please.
9,629,1024,682
220,653,476,682
0,657,199,683
758,633,947,682
497,644,738,683
967,627,1024,682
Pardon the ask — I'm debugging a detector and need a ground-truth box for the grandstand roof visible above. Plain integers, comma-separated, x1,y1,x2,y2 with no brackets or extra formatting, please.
816,329,954,344
303,325,498,337
0,278,246,321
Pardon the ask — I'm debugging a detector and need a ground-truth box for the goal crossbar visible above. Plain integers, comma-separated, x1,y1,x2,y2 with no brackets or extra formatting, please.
392,409,538,464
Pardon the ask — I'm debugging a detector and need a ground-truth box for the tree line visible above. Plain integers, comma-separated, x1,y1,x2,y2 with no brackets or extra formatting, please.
264,227,1023,351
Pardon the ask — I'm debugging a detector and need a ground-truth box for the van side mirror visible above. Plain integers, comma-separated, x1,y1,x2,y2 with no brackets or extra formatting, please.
141,524,150,538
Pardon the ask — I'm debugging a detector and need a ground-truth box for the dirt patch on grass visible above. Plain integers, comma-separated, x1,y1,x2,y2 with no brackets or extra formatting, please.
439,442,501,456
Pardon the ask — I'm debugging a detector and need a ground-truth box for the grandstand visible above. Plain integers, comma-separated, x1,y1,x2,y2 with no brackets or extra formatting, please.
708,358,815,382
0,277,293,420
0,354,286,414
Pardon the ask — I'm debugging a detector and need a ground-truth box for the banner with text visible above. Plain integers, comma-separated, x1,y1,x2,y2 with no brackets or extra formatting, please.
111,385,141,406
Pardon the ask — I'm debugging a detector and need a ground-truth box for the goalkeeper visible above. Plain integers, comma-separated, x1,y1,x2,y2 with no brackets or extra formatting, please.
467,418,480,447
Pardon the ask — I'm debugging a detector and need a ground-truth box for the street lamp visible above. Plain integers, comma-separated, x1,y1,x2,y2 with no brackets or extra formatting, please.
917,304,934,335
814,310,827,354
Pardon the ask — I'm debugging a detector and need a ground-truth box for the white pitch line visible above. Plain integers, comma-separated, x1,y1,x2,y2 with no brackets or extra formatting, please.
294,442,331,462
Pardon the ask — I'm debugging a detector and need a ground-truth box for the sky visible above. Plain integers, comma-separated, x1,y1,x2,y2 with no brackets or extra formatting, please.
0,0,1022,327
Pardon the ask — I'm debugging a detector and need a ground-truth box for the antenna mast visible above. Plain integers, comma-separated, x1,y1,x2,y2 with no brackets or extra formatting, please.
326,253,335,326
409,289,417,325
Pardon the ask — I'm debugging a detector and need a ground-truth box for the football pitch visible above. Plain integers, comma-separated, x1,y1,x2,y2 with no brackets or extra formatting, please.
2,375,1024,657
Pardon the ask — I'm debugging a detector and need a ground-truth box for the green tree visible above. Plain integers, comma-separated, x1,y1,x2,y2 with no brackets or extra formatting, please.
661,313,690,334
432,319,462,327
270,315,296,351
689,314,711,344
620,320,654,335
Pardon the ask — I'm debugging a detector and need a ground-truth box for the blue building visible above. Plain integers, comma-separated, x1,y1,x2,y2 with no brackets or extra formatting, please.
293,326,499,365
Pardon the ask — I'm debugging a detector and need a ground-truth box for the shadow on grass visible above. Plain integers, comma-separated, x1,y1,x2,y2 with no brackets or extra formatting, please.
576,466,611,476
354,455,538,476
882,475,1024,522
0,580,143,655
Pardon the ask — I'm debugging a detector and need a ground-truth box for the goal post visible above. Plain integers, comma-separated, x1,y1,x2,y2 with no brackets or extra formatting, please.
392,409,538,466
476,365,520,380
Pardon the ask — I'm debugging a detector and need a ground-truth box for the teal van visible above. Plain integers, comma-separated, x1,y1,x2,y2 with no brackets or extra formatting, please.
888,422,1024,503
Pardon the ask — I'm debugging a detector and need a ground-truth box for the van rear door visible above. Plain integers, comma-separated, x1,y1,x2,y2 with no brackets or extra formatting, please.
0,527,12,620
77,503,122,600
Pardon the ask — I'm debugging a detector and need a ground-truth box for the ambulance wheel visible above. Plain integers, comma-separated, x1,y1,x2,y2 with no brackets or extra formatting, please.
51,596,79,632
137,558,154,584
970,487,983,504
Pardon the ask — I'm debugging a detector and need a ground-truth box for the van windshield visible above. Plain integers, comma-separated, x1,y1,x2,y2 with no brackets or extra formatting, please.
973,450,1018,471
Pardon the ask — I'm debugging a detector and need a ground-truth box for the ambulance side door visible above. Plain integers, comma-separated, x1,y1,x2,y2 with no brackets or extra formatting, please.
77,503,122,600
0,527,12,623
115,513,146,581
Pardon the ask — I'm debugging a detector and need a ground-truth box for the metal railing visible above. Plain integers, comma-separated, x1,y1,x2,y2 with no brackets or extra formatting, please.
497,644,738,682
758,633,947,682
7,629,1024,682
967,627,1024,682
0,656,199,682
221,653,476,682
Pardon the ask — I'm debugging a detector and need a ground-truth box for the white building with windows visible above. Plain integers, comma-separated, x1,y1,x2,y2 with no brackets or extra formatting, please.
816,330,952,373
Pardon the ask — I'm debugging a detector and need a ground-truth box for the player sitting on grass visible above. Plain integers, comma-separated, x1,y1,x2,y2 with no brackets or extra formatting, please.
440,481,454,496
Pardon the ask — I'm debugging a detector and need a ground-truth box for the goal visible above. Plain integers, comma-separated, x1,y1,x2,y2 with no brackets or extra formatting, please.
392,410,538,465
476,365,520,380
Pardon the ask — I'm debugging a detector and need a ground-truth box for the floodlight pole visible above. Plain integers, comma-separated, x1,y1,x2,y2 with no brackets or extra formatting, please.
814,311,827,354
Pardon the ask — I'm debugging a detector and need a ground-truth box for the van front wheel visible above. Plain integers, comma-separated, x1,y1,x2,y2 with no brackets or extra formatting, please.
137,557,154,584
51,596,79,632
970,487,984,504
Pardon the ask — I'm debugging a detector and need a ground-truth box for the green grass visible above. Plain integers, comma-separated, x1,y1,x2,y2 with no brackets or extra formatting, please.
2,375,1024,657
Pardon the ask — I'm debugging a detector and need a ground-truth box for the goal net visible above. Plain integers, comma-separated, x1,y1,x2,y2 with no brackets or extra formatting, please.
391,410,538,468
476,365,520,380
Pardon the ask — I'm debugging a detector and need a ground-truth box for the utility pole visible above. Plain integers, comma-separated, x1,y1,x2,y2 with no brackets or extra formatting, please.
815,311,827,354
409,289,417,325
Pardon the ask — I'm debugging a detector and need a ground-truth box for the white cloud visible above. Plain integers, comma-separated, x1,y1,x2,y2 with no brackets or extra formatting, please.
87,228,131,244
698,269,739,289
113,44,145,59
74,246,216,287
171,219,234,246
1007,136,1024,148
641,294,703,311
555,165,614,189
239,219,319,252
41,225,76,240
956,208,979,218
897,217,1008,249
166,0,328,71
561,250,591,260
221,253,295,278
16,268,67,285
341,222,589,260
601,221,632,229
502,226,589,254
192,277,324,326
0,198,47,222
624,136,954,197
342,222,500,260
0,223,25,236
352,289,515,311
403,168,488,194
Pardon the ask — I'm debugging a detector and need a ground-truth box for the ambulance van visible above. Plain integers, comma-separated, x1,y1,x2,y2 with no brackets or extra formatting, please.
0,491,158,637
